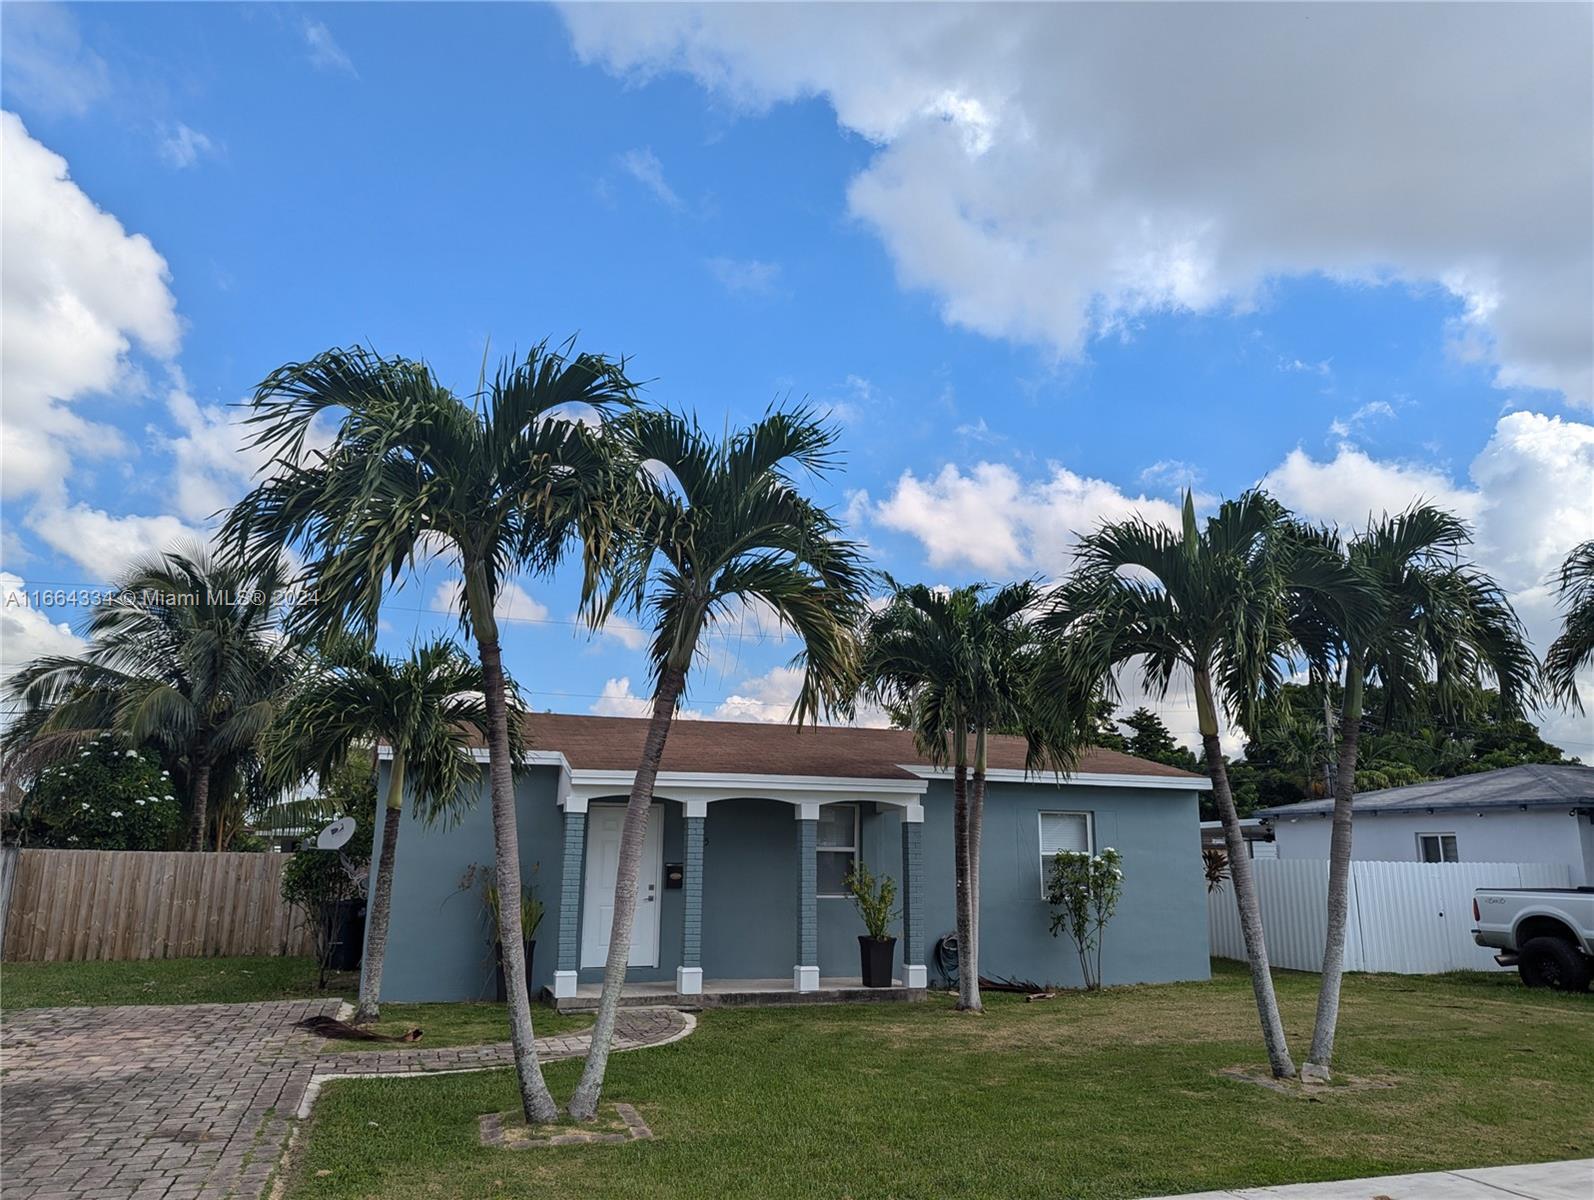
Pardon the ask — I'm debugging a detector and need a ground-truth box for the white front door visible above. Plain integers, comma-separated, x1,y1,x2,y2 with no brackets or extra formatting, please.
580,804,663,969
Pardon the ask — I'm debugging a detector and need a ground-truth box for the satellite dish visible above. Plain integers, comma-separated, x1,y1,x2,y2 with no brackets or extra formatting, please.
316,816,356,850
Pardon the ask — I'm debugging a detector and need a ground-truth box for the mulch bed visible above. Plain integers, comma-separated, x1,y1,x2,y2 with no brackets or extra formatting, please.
479,1103,653,1148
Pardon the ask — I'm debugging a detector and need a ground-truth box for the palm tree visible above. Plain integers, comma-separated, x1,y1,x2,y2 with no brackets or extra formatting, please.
1287,505,1536,1079
861,580,1075,1012
1544,540,1594,711
221,341,638,1124
566,407,870,1120
264,638,495,1023
1038,491,1338,1078
3,547,291,850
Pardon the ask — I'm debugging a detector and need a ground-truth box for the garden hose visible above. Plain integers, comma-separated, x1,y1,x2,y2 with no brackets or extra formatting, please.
933,931,959,988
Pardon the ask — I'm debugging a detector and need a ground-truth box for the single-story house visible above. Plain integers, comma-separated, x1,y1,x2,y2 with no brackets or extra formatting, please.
1257,763,1594,884
371,714,1212,1004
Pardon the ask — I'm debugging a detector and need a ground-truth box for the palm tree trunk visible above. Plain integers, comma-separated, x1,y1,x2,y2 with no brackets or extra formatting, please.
1307,655,1364,1077
952,717,980,1011
569,665,686,1121
354,750,405,1024
1196,670,1295,1078
188,735,212,852
468,572,560,1125
1321,683,1336,798
964,726,987,1012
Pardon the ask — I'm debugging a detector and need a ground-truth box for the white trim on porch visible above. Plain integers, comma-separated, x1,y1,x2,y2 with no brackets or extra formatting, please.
560,769,930,812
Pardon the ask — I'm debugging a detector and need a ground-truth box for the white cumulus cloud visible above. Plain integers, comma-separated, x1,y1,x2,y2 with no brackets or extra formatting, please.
1262,413,1594,754
590,675,657,718
22,504,203,581
430,579,550,625
562,3,1593,405
0,572,87,665
874,461,1181,576
1,111,181,501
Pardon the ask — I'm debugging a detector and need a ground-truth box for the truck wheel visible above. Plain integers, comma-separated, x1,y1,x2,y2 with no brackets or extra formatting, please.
1517,937,1592,992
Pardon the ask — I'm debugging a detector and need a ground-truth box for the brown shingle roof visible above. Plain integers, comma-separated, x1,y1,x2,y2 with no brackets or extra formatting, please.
518,712,1203,782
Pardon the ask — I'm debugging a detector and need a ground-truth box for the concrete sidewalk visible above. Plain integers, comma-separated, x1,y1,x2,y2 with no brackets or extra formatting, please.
1152,1158,1593,1200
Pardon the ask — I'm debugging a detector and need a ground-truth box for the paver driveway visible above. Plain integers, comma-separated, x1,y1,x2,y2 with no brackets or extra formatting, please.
0,1001,688,1200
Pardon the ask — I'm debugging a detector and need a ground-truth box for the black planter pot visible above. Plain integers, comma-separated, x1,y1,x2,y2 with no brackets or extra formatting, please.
322,899,366,971
493,939,536,1003
859,935,897,988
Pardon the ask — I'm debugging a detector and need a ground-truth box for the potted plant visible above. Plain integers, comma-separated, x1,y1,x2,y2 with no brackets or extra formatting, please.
844,862,899,987
482,875,545,1003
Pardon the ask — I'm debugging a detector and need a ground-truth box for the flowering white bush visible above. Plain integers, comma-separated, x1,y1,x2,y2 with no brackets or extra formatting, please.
19,740,181,850
1045,847,1125,991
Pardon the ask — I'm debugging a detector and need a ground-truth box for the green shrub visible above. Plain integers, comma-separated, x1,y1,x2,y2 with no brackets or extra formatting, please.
843,862,899,942
480,875,545,942
280,790,374,986
280,791,374,911
20,736,181,850
1046,847,1124,990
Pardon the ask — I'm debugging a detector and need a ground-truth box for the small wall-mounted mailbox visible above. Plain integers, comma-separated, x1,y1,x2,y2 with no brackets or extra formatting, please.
664,863,684,889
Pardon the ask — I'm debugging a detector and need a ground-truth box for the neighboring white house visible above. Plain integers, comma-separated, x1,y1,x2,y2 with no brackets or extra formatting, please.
1257,763,1594,884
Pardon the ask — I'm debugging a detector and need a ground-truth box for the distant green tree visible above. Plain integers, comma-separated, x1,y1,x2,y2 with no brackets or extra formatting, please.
1234,680,1573,808
1085,696,1129,751
3,548,294,851
1121,708,1200,772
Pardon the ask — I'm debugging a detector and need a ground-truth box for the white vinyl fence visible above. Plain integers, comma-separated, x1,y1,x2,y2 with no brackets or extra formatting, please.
1207,859,1573,974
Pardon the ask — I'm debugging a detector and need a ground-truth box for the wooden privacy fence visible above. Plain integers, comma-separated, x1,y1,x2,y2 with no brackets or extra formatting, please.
1,849,315,962
1207,858,1573,975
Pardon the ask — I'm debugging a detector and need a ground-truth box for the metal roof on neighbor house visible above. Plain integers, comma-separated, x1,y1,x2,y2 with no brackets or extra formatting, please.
1256,763,1594,819
510,712,1205,783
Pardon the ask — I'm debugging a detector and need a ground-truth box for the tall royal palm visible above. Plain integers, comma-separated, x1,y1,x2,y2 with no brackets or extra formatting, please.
1039,492,1331,1079
1289,506,1536,1079
264,638,496,1023
222,341,638,1124
861,580,1074,1012
1544,540,1594,711
567,407,870,1120
3,547,290,851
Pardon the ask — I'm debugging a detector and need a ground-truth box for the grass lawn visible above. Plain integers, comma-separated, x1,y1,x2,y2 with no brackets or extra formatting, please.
285,962,1593,1200
0,957,591,1045
0,955,354,1009
317,1003,591,1050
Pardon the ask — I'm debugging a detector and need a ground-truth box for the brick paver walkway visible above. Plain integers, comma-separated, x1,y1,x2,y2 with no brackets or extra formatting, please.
0,1002,691,1200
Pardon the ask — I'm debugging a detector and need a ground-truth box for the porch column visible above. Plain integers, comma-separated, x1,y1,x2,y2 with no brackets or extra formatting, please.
901,803,927,988
677,800,706,995
552,798,587,1000
794,803,819,992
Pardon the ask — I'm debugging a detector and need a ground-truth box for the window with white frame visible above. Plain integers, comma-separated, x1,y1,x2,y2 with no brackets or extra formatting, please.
817,804,859,897
1038,811,1093,896
1417,832,1459,863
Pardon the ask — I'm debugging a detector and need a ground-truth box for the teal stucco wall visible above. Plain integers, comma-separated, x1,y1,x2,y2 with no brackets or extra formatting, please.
369,764,1210,1002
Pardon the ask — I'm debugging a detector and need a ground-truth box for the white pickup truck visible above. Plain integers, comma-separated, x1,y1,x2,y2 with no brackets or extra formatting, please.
1473,886,1594,992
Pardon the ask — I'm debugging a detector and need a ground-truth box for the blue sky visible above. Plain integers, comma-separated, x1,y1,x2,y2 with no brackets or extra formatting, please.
2,3,1591,753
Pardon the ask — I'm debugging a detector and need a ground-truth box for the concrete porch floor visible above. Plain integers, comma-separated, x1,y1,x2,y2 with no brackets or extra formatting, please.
547,977,928,1013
